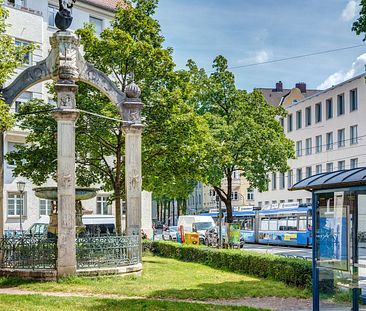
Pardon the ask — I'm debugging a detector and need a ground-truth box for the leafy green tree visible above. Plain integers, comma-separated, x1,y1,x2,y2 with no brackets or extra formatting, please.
8,0,209,232
352,0,366,40
188,56,295,223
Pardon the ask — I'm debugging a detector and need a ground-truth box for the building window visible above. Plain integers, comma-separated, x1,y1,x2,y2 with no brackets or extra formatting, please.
279,173,285,189
326,98,333,119
288,170,293,188
315,103,322,123
351,158,358,169
231,192,238,201
14,91,32,113
39,199,52,216
315,135,322,153
298,198,303,204
279,117,284,129
350,125,358,145
296,110,302,129
305,106,311,126
337,93,345,116
7,0,25,7
6,142,22,166
272,173,277,190
350,88,358,112
15,40,31,65
287,114,293,132
306,166,312,178
7,193,25,216
338,128,345,148
48,5,58,27
316,164,322,174
326,132,333,150
90,16,103,35
247,189,254,201
305,138,312,155
338,160,345,170
296,168,302,183
326,162,333,173
296,140,302,157
96,196,112,215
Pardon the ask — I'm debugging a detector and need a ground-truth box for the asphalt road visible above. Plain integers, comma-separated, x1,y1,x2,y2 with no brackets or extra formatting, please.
241,243,312,259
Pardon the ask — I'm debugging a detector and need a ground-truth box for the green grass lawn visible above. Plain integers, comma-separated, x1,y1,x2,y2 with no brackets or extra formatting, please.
0,295,267,311
0,255,310,300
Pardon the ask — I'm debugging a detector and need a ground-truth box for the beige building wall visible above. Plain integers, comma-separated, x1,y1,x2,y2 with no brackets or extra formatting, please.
255,73,366,207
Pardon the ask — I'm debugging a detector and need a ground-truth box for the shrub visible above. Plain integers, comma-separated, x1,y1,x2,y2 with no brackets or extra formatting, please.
143,240,312,290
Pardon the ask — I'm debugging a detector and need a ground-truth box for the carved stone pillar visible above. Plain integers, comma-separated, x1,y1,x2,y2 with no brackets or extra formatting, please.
123,82,143,261
52,81,79,278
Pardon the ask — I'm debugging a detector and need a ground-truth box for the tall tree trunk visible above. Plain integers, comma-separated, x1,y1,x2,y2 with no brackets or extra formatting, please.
177,200,180,218
156,200,160,222
172,199,175,226
163,201,166,224
226,171,233,223
167,201,171,225
114,127,123,234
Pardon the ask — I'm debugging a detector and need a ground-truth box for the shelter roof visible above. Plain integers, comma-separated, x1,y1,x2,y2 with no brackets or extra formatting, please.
289,167,366,191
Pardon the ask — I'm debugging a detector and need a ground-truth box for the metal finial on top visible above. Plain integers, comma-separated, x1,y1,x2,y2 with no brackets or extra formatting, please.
55,0,77,31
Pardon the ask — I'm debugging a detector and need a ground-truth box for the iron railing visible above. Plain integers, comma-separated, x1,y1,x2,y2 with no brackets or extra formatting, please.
76,235,140,269
0,234,140,270
0,236,57,270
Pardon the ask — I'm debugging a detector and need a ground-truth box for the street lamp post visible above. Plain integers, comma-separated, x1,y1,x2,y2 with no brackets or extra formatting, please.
16,181,26,233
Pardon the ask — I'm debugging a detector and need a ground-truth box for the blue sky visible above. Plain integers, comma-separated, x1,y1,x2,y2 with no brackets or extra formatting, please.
154,0,366,91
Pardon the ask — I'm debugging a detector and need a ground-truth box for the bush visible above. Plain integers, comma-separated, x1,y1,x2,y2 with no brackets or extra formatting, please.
143,240,312,290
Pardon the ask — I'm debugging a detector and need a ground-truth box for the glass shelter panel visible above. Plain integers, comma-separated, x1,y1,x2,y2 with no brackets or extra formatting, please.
314,190,366,311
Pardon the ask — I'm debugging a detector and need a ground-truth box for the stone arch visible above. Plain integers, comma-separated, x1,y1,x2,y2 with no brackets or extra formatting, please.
2,60,126,110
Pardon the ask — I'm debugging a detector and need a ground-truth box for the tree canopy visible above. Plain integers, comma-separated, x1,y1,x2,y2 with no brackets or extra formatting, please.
187,56,295,222
7,0,209,231
352,0,366,40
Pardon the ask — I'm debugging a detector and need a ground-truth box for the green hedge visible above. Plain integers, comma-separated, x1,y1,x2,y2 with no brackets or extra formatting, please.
143,240,312,290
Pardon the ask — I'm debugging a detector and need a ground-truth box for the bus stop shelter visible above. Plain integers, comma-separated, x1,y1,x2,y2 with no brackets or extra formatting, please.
291,167,366,311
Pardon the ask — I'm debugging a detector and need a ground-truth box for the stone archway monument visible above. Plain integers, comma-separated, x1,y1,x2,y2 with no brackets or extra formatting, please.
1,1,143,278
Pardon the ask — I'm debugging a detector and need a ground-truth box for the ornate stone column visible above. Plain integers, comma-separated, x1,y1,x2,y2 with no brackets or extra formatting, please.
52,80,79,277
123,83,143,261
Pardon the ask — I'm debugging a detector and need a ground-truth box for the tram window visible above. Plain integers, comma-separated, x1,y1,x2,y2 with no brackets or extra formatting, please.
278,217,287,231
260,218,269,230
287,217,297,231
299,217,307,231
269,218,277,230
241,217,254,230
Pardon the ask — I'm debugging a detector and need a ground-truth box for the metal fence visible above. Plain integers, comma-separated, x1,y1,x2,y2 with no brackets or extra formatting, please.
0,236,57,270
76,235,140,269
0,234,140,271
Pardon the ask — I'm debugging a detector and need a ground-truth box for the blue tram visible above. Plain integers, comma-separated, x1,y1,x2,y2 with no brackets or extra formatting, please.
201,204,312,247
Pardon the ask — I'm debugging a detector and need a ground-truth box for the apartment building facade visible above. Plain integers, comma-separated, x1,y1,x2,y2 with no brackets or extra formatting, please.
2,0,152,234
255,74,366,207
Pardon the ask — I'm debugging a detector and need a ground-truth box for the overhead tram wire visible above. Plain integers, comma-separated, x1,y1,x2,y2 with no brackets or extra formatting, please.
225,44,366,71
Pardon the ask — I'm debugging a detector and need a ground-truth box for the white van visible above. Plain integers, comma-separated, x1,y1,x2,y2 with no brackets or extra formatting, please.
177,215,215,238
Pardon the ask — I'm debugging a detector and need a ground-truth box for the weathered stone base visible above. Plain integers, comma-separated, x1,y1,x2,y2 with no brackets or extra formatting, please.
76,263,143,278
0,263,142,281
0,269,57,281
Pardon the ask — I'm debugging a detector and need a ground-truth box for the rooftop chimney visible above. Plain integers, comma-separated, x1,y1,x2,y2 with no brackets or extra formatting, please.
295,82,306,93
275,81,283,92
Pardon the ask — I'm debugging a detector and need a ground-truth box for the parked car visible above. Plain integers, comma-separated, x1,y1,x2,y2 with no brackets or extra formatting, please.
162,226,178,241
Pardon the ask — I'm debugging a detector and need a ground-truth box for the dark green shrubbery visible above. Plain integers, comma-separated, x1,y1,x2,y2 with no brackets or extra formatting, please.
143,240,312,290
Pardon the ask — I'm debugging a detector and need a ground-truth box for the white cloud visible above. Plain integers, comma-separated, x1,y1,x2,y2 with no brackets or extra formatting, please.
317,53,366,89
341,0,359,22
255,50,270,63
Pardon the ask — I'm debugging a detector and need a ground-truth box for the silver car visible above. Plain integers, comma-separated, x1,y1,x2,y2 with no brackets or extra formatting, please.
162,226,178,241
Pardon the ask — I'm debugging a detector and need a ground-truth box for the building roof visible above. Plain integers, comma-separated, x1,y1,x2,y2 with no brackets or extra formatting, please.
257,87,319,107
78,0,123,12
289,167,366,191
